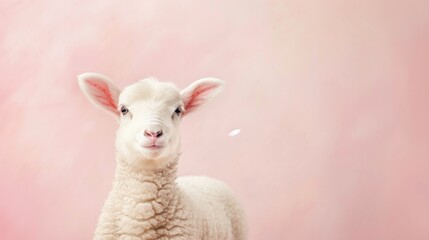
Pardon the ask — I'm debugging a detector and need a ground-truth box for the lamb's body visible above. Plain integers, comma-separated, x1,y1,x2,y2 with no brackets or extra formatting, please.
95,159,246,240
78,73,246,239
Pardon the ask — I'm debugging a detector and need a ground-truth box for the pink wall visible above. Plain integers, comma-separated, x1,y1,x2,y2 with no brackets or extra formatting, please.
1,0,429,239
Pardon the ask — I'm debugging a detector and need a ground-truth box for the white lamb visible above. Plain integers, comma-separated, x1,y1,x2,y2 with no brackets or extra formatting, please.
78,73,247,240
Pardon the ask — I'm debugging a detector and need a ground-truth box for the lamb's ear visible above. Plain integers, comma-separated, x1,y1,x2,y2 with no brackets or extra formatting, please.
180,78,224,115
77,73,121,116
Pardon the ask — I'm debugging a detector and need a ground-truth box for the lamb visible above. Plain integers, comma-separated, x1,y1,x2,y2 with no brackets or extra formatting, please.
77,73,247,240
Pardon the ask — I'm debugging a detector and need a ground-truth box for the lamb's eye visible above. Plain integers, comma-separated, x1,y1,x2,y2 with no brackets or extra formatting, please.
174,107,182,116
120,106,129,115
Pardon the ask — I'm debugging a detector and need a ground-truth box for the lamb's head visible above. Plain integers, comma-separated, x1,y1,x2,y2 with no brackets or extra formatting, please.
78,73,224,169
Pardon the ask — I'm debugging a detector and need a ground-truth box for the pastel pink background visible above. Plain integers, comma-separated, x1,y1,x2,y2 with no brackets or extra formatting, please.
1,0,429,239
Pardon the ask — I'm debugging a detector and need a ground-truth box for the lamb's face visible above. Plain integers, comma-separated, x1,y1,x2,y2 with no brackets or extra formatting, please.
78,73,224,170
116,79,183,168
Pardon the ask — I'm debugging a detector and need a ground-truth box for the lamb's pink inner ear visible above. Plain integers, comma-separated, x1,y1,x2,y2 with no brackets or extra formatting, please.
78,73,120,116
86,79,118,113
181,78,224,115
183,84,217,113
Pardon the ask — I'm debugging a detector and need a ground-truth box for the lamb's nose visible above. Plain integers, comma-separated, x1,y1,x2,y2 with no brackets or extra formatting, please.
144,129,163,139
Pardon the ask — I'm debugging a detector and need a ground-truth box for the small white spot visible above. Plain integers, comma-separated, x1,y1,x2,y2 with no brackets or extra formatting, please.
228,128,241,137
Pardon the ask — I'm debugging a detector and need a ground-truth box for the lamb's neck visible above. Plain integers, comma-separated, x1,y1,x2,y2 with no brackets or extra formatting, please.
111,157,180,235
114,158,178,190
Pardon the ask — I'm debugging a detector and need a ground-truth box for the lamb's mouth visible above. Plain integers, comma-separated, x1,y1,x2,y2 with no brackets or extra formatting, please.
141,145,164,150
